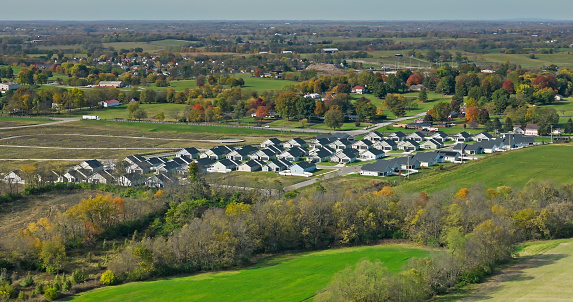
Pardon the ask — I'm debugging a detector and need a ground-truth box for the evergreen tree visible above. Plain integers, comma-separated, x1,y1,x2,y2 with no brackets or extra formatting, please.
565,118,573,134
492,117,502,131
418,88,427,103
503,117,513,132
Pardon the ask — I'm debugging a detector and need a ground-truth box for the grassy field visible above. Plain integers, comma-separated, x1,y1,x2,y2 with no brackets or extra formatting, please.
205,171,307,189
57,104,188,121
457,238,573,302
399,144,573,193
0,116,55,127
240,77,298,91
101,40,197,53
69,243,431,302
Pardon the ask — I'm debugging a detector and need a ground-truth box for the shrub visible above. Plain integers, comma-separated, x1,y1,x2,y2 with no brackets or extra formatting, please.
20,272,33,287
100,270,118,286
0,283,15,300
71,269,88,284
43,287,60,301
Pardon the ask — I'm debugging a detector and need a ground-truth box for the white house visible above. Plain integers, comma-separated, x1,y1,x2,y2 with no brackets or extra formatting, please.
0,82,20,92
359,149,385,161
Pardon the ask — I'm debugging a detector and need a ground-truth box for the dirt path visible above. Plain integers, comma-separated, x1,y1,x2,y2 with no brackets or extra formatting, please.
459,240,573,301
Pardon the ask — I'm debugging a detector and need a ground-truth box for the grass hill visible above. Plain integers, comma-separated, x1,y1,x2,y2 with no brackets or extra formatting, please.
68,243,431,302
400,144,573,193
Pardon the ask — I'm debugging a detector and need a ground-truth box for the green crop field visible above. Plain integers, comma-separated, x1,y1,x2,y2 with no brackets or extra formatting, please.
69,243,431,302
400,144,573,193
459,238,573,301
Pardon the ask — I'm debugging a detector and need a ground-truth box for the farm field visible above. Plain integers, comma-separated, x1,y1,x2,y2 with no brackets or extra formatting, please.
400,144,573,193
69,243,432,302
459,238,573,302
101,40,197,53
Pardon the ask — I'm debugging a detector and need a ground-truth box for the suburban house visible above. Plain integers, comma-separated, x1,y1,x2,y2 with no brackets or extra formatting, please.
502,134,535,149
453,132,472,142
98,81,123,88
201,145,235,160
330,149,359,163
146,157,167,168
419,138,443,149
513,126,525,135
372,139,397,151
473,132,493,142
127,160,153,174
479,139,504,153
413,152,443,167
465,144,484,155
3,170,26,184
406,131,426,142
226,146,259,161
63,169,91,183
430,131,449,142
263,159,291,172
237,160,265,172
99,100,120,107
397,139,420,152
363,131,384,142
209,159,239,173
391,156,421,170
156,161,185,175
145,173,175,188
194,158,216,171
249,148,278,161
176,148,200,159
328,139,353,150
260,138,282,148
283,138,307,149
0,82,20,92
439,151,461,162
525,124,539,136
352,85,368,94
117,173,144,186
359,149,386,161
289,162,317,174
125,154,146,165
452,143,468,154
74,159,105,172
307,148,334,163
309,137,336,148
87,170,114,184
387,131,407,142
360,160,397,177
352,140,373,151
277,148,306,162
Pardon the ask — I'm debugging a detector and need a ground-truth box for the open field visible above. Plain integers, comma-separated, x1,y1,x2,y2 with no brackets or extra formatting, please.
400,144,573,193
69,243,431,302
0,116,56,127
205,171,307,189
102,40,198,52
56,103,188,121
458,238,573,302
0,190,103,238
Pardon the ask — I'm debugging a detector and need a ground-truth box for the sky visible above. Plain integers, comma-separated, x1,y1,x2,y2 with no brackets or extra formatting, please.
3,0,573,21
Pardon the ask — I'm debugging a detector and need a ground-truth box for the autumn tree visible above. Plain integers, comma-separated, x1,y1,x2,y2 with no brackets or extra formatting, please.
431,102,450,122
65,194,125,240
465,106,479,123
324,108,344,130
275,92,298,120
384,94,406,117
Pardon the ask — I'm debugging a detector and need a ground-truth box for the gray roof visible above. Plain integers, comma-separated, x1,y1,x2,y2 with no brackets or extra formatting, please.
361,159,396,172
292,161,315,170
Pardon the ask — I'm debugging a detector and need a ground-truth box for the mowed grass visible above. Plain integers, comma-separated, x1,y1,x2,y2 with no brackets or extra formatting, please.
240,77,298,91
57,103,189,121
69,243,431,302
400,144,573,193
460,238,573,302
0,116,55,127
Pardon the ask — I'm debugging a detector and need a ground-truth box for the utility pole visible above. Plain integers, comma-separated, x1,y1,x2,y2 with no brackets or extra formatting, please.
551,125,553,143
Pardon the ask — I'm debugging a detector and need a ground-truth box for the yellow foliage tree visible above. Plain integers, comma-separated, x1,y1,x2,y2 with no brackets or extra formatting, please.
455,188,469,200
65,194,125,238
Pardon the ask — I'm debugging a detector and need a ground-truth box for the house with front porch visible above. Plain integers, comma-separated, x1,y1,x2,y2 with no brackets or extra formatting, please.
330,148,359,163
359,149,386,161
363,131,384,142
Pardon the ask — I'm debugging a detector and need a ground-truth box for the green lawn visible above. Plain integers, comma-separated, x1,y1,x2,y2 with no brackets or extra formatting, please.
57,104,188,121
69,243,431,302
399,144,573,193
458,238,573,302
